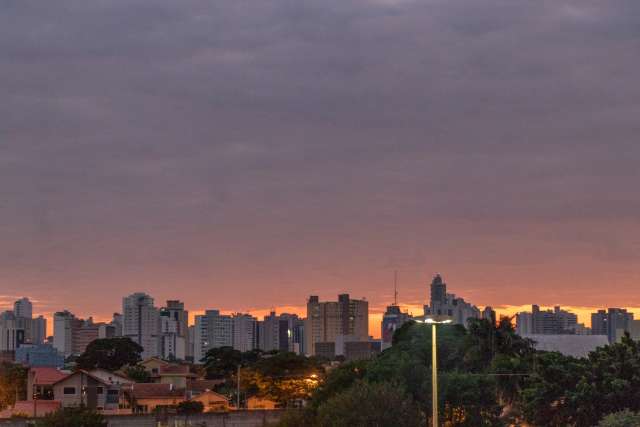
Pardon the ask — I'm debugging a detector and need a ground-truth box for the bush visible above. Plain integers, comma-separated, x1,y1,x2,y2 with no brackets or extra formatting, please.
598,409,640,427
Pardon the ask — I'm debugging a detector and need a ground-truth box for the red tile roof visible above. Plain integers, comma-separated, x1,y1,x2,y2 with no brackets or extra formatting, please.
30,367,68,385
187,379,225,393
125,383,186,399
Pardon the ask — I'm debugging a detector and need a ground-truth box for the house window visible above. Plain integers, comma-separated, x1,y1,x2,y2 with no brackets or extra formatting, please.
97,387,104,395
63,387,76,395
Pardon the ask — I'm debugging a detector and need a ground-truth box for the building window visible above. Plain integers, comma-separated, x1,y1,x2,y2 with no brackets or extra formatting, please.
63,387,76,395
97,387,104,394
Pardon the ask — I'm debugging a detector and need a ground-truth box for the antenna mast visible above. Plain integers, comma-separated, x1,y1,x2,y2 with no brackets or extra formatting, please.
394,270,398,306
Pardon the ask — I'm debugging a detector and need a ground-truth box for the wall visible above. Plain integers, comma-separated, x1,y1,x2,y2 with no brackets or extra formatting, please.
0,410,283,427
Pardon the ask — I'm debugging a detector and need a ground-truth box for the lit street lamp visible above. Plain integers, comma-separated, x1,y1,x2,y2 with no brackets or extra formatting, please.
415,316,452,427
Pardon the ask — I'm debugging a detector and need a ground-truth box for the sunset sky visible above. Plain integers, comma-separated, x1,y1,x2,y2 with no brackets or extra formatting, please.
2,0,640,337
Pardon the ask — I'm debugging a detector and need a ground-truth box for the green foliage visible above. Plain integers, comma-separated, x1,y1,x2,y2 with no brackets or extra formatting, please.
123,365,152,383
176,400,204,415
598,409,640,427
75,337,143,371
203,346,242,379
0,362,27,411
315,381,424,427
521,336,640,426
242,352,324,405
36,407,106,427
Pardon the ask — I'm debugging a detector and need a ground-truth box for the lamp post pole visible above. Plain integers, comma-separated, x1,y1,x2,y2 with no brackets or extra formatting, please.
431,324,438,427
416,316,451,427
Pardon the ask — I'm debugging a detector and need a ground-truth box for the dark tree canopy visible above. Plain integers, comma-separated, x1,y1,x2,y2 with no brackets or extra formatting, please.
75,337,143,371
0,362,27,411
176,400,204,415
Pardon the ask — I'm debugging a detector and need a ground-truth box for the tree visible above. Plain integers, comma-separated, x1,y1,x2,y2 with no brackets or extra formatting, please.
0,362,27,411
176,400,204,415
76,337,143,371
598,409,640,427
36,407,106,427
315,381,424,427
203,346,242,379
123,365,152,383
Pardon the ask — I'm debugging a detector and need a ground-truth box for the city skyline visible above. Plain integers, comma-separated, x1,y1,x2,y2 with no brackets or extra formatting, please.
4,286,640,339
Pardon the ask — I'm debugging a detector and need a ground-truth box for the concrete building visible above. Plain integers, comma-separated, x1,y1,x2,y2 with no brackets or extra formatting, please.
123,293,160,359
482,306,497,325
381,304,411,350
615,319,640,343
72,319,100,355
193,310,233,363
232,313,257,353
159,301,189,360
516,305,583,336
592,308,634,343
159,311,186,360
0,311,25,352
31,316,47,345
305,294,368,356
53,311,76,357
15,344,65,368
524,334,609,358
14,298,33,319
423,274,480,327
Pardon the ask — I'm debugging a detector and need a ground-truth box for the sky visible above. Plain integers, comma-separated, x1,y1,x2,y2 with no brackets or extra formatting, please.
1,0,640,336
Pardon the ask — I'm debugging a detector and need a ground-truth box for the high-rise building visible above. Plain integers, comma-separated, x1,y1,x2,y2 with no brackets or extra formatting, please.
14,298,33,319
193,310,233,363
53,310,77,357
159,311,186,360
592,308,634,343
233,313,257,352
123,293,160,359
516,305,582,336
482,306,497,325
53,311,101,356
158,301,189,360
305,294,368,356
381,305,411,350
0,311,25,351
31,316,47,345
423,274,480,327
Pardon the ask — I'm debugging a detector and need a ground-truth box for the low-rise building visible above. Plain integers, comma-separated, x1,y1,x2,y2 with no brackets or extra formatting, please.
51,370,124,413
190,390,229,412
122,383,186,414
524,334,609,358
15,344,64,368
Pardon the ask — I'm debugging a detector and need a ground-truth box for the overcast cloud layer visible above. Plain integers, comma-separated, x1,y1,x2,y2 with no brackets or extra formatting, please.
1,0,640,320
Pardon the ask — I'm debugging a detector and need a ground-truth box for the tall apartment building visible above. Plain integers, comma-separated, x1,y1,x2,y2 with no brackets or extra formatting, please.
53,310,76,357
381,304,411,350
53,311,101,356
516,305,584,336
193,310,233,363
12,298,46,345
232,313,258,353
0,311,25,351
158,301,189,360
423,274,480,327
123,293,160,359
591,308,634,343
305,294,368,356
14,298,33,319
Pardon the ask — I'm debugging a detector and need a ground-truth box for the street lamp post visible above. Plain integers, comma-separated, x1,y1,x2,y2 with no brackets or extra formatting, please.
416,316,452,427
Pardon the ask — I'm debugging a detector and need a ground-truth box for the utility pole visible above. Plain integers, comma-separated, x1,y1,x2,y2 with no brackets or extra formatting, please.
237,365,241,410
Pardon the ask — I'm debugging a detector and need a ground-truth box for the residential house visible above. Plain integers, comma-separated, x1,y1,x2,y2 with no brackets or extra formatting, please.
190,390,229,412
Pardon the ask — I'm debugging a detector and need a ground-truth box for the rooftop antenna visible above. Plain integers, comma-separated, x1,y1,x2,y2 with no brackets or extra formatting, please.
394,270,398,306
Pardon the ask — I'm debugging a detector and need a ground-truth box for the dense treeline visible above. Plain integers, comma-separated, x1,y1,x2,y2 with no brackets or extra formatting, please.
278,318,640,427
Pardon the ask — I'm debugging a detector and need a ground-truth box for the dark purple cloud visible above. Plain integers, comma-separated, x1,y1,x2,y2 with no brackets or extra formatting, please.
1,0,639,319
